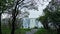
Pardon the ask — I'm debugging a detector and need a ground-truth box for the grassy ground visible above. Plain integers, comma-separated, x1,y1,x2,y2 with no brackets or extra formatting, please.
2,26,11,34
1,24,57,34
1,25,31,34
15,28,31,34
2,28,31,34
35,28,57,34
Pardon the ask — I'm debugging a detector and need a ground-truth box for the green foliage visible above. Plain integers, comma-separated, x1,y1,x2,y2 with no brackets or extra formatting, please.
38,0,60,26
38,8,51,23
0,0,14,11
38,16,46,23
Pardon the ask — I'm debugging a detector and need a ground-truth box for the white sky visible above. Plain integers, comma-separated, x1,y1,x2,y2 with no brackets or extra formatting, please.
26,0,51,18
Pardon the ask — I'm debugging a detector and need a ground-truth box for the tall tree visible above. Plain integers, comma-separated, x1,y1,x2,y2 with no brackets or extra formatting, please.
0,0,13,34
38,0,60,34
11,0,38,34
38,10,50,29
11,0,25,34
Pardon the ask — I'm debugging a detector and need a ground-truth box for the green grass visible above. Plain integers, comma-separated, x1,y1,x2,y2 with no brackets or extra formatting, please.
2,27,11,34
35,28,57,34
1,25,31,34
15,28,31,34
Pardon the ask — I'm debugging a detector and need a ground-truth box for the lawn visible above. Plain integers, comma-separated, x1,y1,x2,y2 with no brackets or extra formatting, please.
1,25,31,34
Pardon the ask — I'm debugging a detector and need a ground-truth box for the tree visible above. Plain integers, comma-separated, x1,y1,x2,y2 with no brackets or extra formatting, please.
1,0,38,34
38,10,50,29
10,0,38,34
38,0,60,34
11,0,25,34
45,0,60,34
0,0,13,34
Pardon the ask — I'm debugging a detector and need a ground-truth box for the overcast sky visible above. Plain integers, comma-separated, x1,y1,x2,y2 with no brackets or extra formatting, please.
24,0,51,18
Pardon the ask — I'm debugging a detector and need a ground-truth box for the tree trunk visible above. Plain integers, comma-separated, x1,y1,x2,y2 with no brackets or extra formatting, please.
11,0,24,34
0,13,2,34
43,19,49,30
11,14,16,34
43,23,49,29
11,0,19,34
